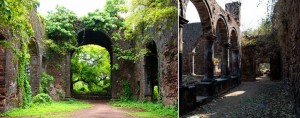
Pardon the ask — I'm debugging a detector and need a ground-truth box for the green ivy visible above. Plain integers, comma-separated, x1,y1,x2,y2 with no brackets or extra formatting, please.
0,0,39,107
40,72,54,94
120,80,132,101
120,0,177,62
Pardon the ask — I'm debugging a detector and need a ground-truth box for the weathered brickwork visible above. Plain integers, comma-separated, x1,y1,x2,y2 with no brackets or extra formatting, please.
183,23,205,75
273,0,300,116
179,0,241,115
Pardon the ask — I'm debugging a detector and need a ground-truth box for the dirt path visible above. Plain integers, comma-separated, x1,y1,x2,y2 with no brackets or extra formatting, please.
184,75,295,118
64,100,135,118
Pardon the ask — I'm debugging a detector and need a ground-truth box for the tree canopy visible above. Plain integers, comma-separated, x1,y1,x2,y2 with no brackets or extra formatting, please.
71,45,111,94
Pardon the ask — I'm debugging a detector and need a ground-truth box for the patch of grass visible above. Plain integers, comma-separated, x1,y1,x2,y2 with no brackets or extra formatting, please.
110,100,177,118
0,99,92,117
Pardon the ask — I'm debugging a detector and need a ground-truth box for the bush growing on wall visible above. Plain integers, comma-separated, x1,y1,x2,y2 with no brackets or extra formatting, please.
40,72,54,94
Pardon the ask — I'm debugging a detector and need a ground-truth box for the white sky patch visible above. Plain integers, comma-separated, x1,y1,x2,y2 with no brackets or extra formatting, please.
186,0,269,31
38,0,107,17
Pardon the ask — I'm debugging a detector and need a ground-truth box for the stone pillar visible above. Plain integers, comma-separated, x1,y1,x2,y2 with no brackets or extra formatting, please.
179,16,189,84
192,48,196,75
231,49,239,76
30,55,40,96
65,52,71,98
221,42,230,78
202,34,216,81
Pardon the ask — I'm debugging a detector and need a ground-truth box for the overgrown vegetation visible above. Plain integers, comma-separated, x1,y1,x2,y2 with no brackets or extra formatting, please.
119,0,177,62
110,100,177,118
120,80,132,101
32,93,52,104
0,0,39,107
40,72,54,94
0,99,92,117
44,6,78,55
71,45,110,94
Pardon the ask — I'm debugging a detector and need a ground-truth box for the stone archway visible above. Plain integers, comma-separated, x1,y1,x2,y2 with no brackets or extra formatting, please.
214,17,229,78
144,40,158,101
230,29,239,76
69,29,114,99
189,0,213,34
28,38,41,96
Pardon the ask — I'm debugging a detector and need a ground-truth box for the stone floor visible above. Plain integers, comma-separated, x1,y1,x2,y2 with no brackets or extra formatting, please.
182,75,295,118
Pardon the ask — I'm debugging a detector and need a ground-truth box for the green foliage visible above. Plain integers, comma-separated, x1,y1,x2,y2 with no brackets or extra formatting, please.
44,6,78,55
40,72,54,94
110,100,177,118
0,0,38,107
119,0,177,62
0,100,92,117
81,9,122,33
32,93,52,104
45,6,77,41
71,45,110,94
104,0,127,17
241,37,256,47
153,85,160,101
18,41,32,108
120,80,132,101
243,18,272,37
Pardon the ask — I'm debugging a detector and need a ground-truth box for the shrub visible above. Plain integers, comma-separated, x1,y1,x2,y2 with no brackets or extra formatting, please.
40,72,54,93
120,80,132,101
153,85,160,101
32,93,52,104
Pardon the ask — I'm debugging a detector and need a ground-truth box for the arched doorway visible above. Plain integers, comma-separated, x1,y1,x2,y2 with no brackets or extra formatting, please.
230,29,239,76
28,38,41,96
214,18,229,78
71,29,113,99
144,40,158,101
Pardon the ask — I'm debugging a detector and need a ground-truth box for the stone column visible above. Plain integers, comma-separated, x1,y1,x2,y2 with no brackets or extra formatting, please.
179,16,189,84
221,42,231,78
30,55,40,96
231,49,239,76
202,34,216,81
65,52,71,98
192,48,196,75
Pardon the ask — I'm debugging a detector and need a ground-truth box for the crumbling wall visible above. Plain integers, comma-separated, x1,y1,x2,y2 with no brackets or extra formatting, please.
134,21,178,106
45,54,68,100
273,0,300,116
158,22,178,106
182,23,205,75
0,27,19,112
241,45,256,81
28,8,45,95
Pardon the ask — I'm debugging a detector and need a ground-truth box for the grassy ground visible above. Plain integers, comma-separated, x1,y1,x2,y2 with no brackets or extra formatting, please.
110,100,178,118
0,99,92,117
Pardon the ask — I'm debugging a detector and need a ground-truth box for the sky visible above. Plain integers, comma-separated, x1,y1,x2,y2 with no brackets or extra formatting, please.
38,0,107,17
186,0,270,31
38,0,269,31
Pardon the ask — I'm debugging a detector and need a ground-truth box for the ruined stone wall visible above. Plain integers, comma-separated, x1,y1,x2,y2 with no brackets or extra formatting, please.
241,45,256,81
273,0,300,116
0,27,19,112
134,21,178,106
183,23,205,75
45,54,67,100
157,22,178,106
0,8,46,112
28,8,45,95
